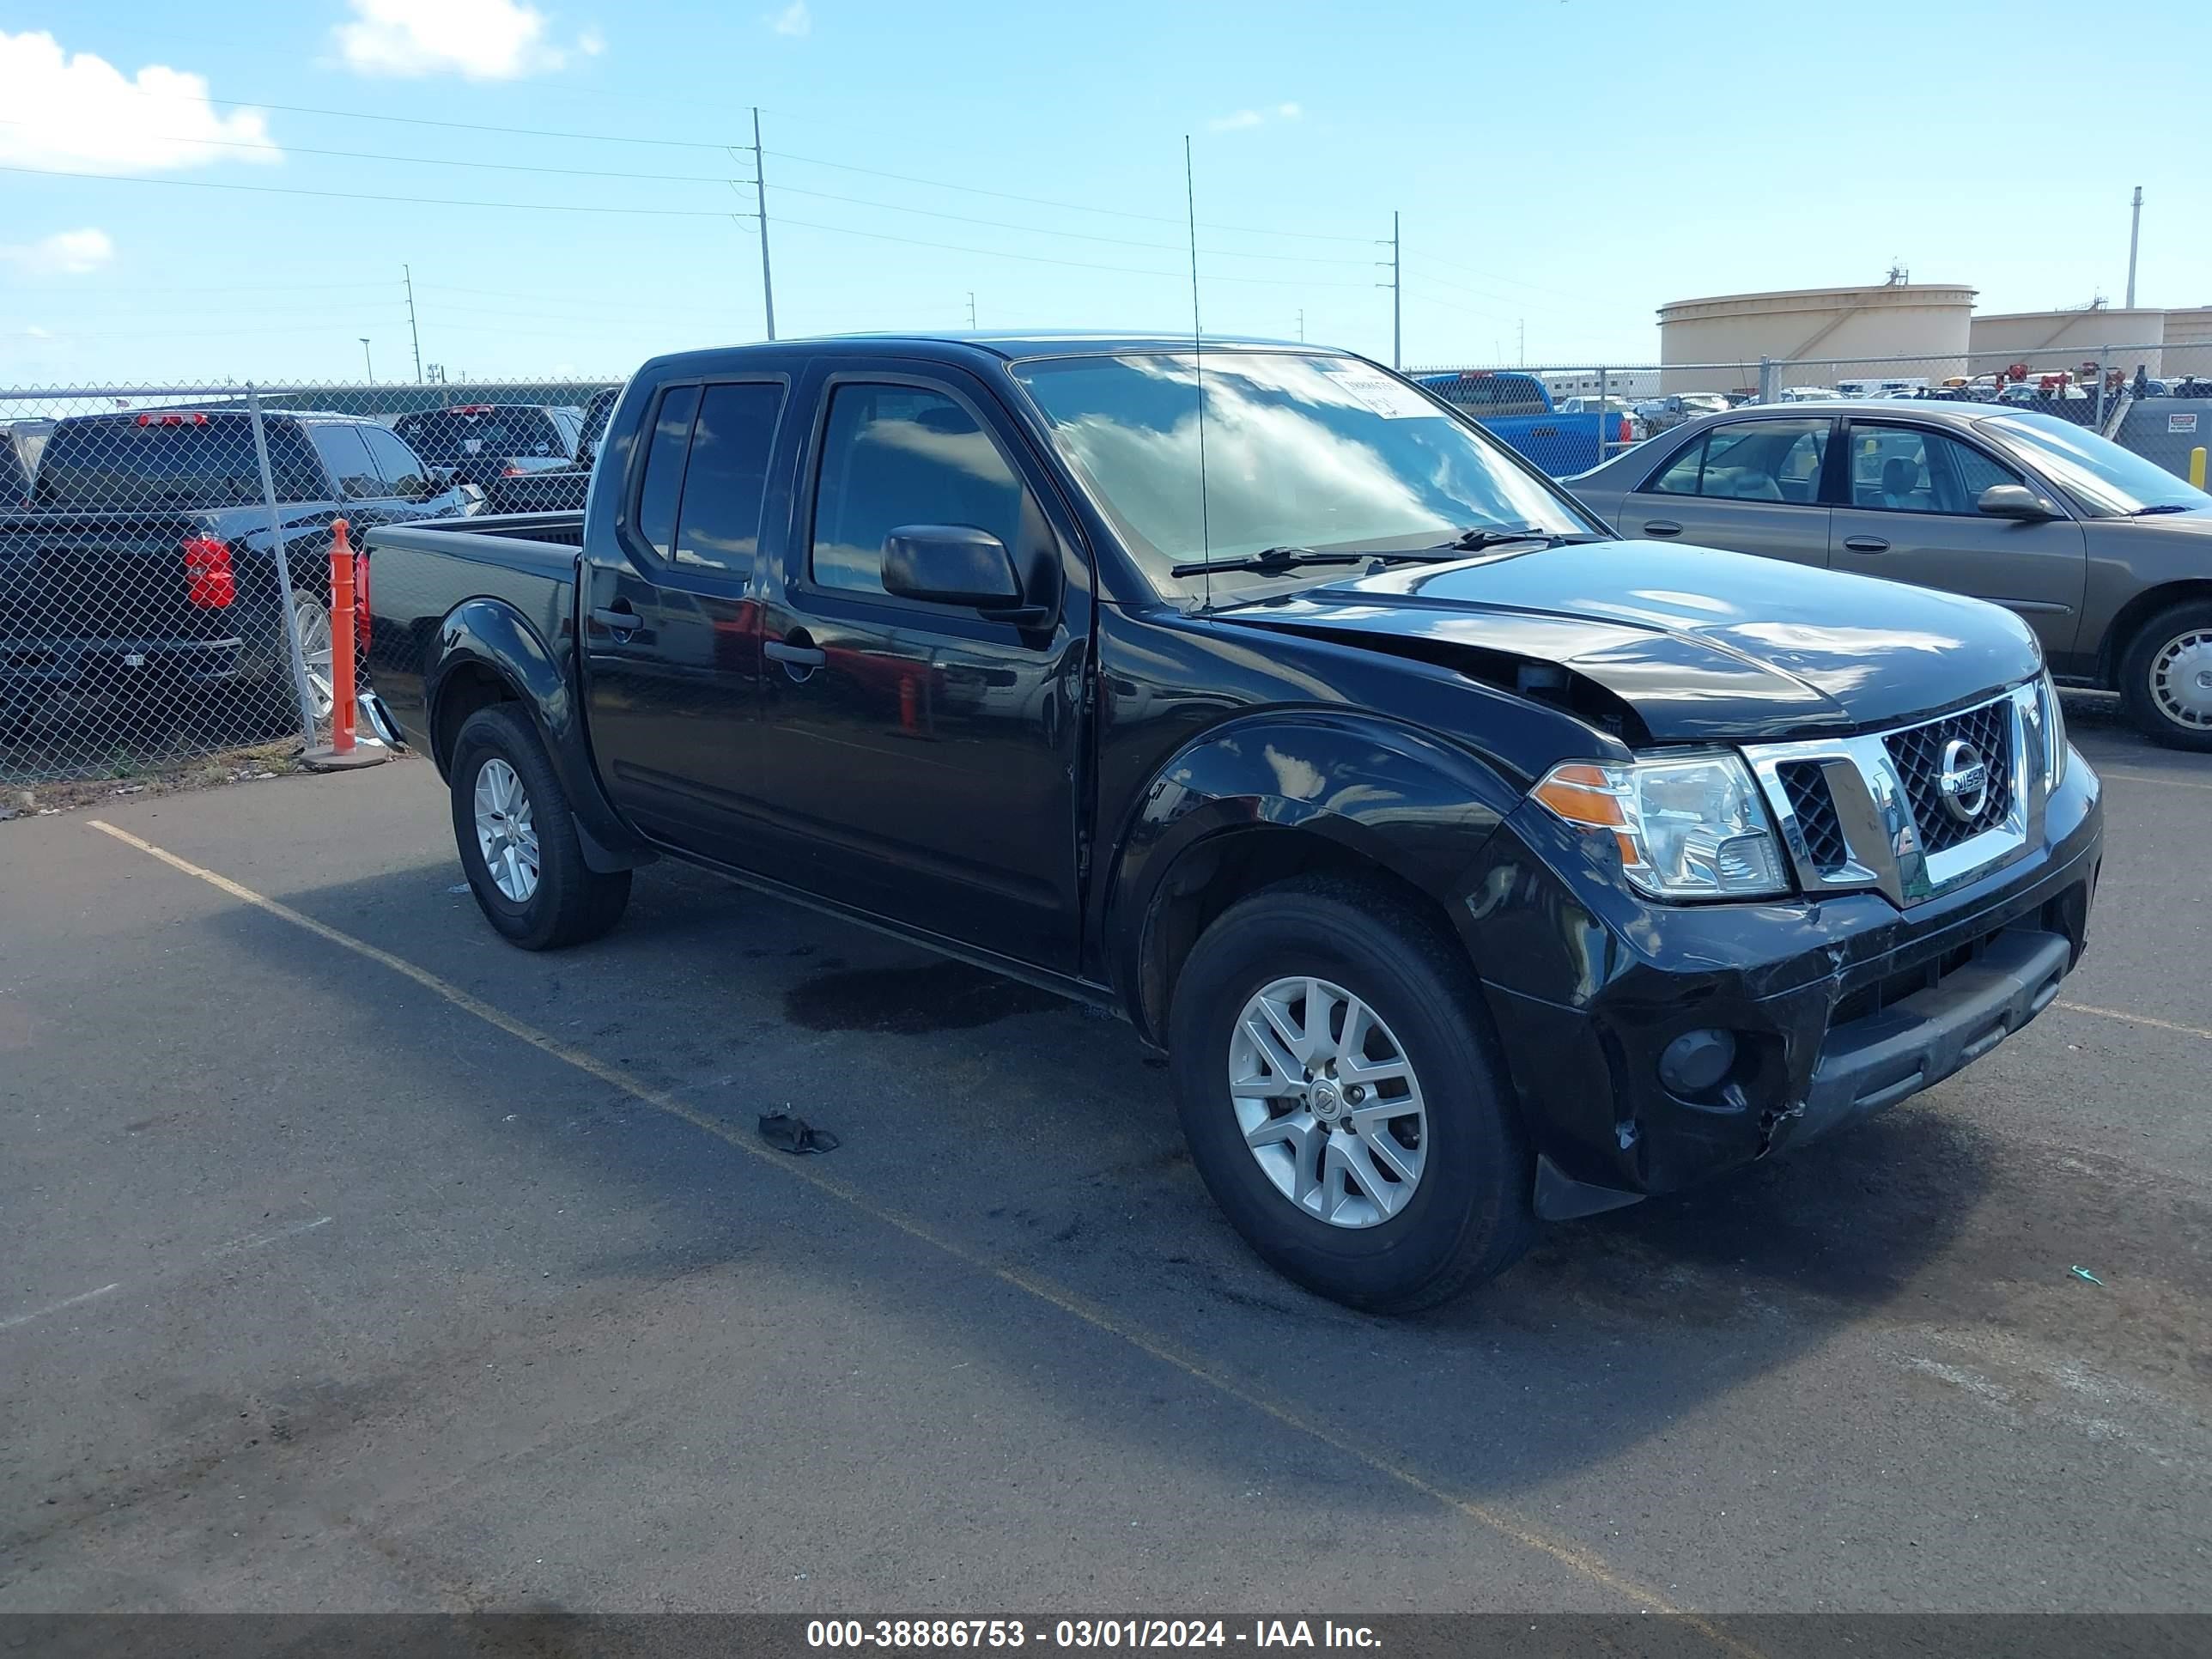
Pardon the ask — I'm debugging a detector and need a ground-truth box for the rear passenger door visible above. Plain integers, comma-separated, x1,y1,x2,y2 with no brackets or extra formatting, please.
1612,416,1836,567
579,377,788,860
1826,419,2087,662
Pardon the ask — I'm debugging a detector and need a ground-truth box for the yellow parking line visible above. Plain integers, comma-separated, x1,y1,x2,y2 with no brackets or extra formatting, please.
2054,1001,2212,1042
87,817,1759,1654
2094,767,2212,793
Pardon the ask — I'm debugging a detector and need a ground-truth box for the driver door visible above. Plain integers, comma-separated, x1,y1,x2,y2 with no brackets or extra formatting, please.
749,365,1091,973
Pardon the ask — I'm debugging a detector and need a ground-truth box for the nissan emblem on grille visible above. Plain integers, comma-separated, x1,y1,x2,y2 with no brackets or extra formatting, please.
1937,738,1990,824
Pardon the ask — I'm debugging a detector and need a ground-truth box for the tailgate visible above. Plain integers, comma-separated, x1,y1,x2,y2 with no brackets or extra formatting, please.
0,514,239,644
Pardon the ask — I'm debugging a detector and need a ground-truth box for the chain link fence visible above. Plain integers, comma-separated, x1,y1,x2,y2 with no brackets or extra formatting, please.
0,377,620,787
1405,344,2212,482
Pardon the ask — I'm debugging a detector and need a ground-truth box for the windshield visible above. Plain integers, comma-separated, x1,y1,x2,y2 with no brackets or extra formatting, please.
33,414,325,507
392,408,563,464
1009,351,1593,596
1981,411,2212,517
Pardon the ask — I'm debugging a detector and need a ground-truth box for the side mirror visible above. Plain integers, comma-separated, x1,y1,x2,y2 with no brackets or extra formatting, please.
883,524,1036,617
1978,483,2057,521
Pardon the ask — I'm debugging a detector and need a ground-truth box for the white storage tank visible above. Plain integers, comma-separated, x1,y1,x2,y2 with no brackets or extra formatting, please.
1968,307,2167,377
1657,283,1974,393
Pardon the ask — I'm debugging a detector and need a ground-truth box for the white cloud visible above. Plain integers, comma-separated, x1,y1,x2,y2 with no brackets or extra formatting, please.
0,228,115,276
0,31,279,173
769,2,811,36
1208,103,1301,132
26,325,55,338
336,0,595,80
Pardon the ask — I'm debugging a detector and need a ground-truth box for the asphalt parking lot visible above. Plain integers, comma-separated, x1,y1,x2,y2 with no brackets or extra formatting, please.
1,692,2206,1620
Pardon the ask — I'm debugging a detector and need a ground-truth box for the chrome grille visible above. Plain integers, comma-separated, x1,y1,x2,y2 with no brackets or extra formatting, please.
1777,761,1848,873
1744,684,2043,909
1884,699,2013,854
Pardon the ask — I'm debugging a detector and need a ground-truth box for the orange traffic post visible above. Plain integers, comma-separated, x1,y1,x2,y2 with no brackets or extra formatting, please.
330,520,356,754
301,517,387,771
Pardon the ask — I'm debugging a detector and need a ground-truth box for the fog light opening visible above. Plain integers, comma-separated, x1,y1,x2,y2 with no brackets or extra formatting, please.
1659,1028,1739,1097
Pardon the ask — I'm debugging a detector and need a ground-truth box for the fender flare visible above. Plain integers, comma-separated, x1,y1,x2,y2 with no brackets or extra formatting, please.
426,598,651,870
1102,708,1523,1041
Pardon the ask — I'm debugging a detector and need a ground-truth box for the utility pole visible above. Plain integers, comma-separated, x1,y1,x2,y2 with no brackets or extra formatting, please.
403,264,423,383
967,291,976,329
2126,185,2142,309
752,107,777,341
1377,212,1401,369
1296,308,1304,343
1391,212,1401,369
1517,319,1525,365
359,337,373,383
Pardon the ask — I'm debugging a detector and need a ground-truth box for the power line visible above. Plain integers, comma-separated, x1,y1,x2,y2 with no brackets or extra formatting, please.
0,121,748,185
188,93,738,151
0,164,758,219
763,149,1378,245
775,214,1381,288
762,177,1376,265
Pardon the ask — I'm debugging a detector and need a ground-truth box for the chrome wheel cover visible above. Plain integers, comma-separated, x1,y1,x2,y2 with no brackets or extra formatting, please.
295,599,335,718
472,757,540,902
2149,629,2212,730
1228,975,1428,1229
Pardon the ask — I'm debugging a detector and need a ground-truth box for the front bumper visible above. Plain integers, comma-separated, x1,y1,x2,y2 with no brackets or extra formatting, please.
1463,757,2102,1211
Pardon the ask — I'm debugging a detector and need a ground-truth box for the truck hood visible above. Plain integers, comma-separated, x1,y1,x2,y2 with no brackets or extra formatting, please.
1210,539,2043,743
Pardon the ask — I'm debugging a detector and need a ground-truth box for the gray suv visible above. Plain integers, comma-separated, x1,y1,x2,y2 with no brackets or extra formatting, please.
1569,402,2212,747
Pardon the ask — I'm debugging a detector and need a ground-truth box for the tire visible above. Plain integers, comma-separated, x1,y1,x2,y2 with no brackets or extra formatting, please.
449,703,631,950
290,595,336,720
2118,600,2212,750
1167,876,1534,1314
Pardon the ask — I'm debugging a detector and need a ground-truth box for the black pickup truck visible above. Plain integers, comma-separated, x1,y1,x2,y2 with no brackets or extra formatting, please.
0,409,461,734
362,333,2103,1311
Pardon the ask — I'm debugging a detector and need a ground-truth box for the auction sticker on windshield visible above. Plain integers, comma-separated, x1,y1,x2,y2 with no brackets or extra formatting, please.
1322,367,1435,419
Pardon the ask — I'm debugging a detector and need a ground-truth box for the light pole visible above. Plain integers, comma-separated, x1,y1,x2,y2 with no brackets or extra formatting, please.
359,337,374,383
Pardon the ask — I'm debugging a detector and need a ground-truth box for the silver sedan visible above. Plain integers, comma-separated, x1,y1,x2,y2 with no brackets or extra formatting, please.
1566,401,2212,747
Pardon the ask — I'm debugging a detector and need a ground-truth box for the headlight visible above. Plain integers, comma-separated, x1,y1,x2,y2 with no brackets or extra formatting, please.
2038,672,2069,793
1534,753,1790,901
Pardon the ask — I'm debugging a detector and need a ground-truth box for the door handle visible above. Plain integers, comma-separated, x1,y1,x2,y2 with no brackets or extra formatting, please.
1842,534,1892,553
1642,520,1682,537
589,605,641,634
763,639,827,668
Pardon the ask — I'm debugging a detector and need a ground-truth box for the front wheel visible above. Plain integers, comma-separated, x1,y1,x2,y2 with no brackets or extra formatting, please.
2118,600,2212,750
449,703,630,950
1167,877,1534,1313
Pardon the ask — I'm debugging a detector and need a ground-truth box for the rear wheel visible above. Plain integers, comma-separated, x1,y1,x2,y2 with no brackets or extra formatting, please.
2118,600,2212,750
449,703,630,950
1167,877,1534,1313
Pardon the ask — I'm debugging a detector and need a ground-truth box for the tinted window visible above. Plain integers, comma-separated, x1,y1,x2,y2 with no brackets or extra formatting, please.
673,383,782,576
33,414,325,507
810,385,1024,597
307,424,380,499
1650,419,1829,503
1422,374,1549,417
392,408,562,464
635,385,700,560
360,425,432,495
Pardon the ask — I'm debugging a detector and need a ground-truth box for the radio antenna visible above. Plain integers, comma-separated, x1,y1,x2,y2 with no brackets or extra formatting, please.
1185,135,1212,612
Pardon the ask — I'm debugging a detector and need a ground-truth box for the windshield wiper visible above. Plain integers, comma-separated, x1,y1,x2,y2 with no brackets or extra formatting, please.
1437,524,1591,551
2128,503,2192,517
1170,546,1369,578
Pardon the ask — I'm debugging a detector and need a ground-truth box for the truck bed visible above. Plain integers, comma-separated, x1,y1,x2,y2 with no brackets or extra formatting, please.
361,514,584,726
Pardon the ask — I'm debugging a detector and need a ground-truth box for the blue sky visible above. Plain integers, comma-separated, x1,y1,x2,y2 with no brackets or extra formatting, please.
0,0,2203,386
